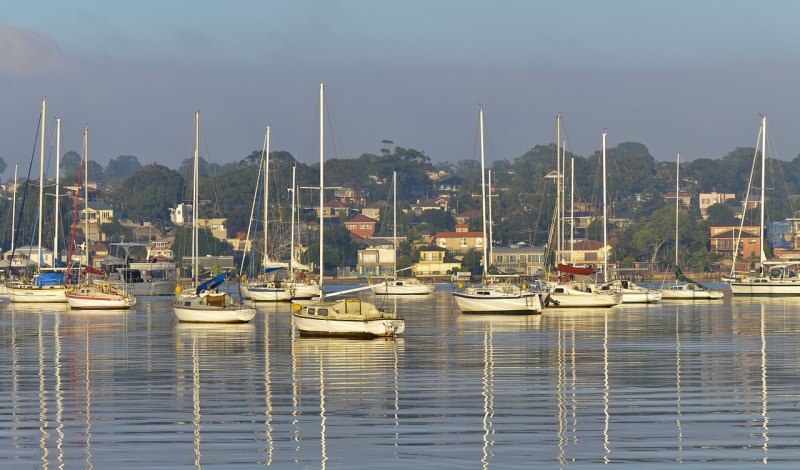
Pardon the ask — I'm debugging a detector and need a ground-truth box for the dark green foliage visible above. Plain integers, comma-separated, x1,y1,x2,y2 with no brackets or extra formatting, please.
172,226,234,260
112,164,183,221
105,155,142,182
706,203,735,225
300,225,357,271
460,249,483,276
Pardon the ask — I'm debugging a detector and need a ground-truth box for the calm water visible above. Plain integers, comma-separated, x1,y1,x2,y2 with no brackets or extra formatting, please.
2,290,800,468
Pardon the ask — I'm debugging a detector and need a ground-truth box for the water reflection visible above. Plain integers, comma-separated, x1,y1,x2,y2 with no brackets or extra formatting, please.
290,335,405,468
174,322,256,469
4,295,800,466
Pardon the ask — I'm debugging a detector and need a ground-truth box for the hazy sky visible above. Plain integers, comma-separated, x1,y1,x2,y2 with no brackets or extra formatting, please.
2,0,800,174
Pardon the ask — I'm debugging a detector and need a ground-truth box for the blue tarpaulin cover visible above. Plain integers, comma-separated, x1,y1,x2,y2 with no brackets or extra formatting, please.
36,272,65,286
196,272,228,295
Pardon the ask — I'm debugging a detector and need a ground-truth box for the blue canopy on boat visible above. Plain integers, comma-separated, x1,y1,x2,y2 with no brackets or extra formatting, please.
196,272,228,295
36,272,65,286
264,267,284,274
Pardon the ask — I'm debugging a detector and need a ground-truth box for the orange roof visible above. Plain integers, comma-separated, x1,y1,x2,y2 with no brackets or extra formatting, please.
346,214,378,224
565,240,605,250
434,231,484,239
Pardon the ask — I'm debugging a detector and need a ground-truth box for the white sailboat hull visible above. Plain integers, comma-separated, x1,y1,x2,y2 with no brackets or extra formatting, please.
292,313,405,337
172,295,256,323
453,290,542,314
287,281,321,300
241,283,293,301
371,279,435,295
729,279,800,296
66,293,136,309
620,289,662,303
7,285,67,303
547,284,620,308
291,297,404,337
660,283,724,300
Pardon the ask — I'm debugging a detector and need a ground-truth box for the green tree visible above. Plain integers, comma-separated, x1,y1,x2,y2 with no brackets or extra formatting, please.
172,227,234,260
419,209,454,233
113,164,183,221
460,249,483,276
60,151,82,183
706,203,735,225
100,221,134,241
300,225,357,272
105,155,142,182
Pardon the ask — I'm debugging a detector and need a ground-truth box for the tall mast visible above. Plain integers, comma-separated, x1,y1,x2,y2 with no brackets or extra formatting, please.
570,156,575,261
561,140,567,262
393,171,398,276
263,126,271,269
479,106,488,282
83,127,89,278
675,154,680,268
318,84,325,298
602,131,608,283
54,117,61,262
760,116,767,265
487,169,493,266
38,98,46,266
193,110,199,288
555,114,561,262
11,164,18,254
289,165,297,278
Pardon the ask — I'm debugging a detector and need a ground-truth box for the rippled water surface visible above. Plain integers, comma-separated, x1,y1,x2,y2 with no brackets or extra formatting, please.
2,291,800,468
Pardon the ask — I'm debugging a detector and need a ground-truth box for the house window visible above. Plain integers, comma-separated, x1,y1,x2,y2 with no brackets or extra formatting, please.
585,253,598,261
496,255,503,263
508,255,516,262
461,238,467,247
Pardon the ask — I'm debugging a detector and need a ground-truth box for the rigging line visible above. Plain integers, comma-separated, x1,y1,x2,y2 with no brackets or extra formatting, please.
323,91,343,160
765,129,795,218
9,109,42,268
198,118,223,216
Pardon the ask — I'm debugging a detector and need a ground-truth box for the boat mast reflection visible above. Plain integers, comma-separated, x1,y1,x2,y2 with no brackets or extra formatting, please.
760,302,769,463
675,305,683,463
481,323,495,469
602,312,610,464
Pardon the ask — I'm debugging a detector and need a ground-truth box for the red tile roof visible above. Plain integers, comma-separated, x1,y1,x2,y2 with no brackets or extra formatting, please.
346,214,378,224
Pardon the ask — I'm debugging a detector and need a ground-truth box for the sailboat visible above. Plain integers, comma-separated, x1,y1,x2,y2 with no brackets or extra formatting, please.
66,127,136,309
171,111,256,323
546,129,620,308
0,164,18,300
7,99,67,303
291,84,405,337
284,165,321,299
240,126,293,302
729,116,800,296
661,154,724,300
453,106,543,314
370,172,434,295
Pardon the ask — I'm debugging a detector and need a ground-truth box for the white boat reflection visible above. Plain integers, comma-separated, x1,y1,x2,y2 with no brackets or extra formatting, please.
457,313,542,332
174,322,257,468
290,335,404,468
